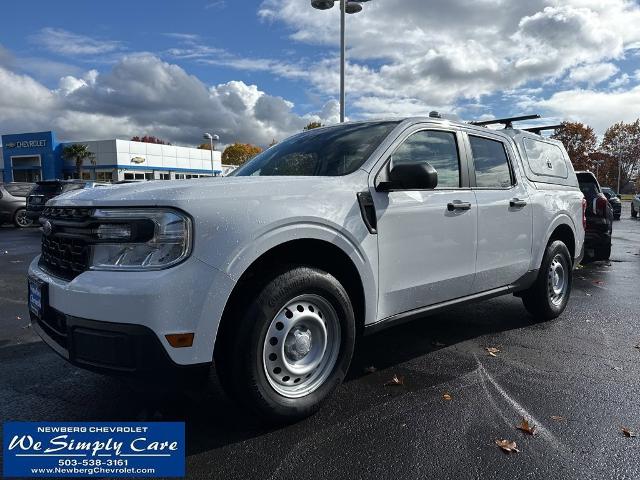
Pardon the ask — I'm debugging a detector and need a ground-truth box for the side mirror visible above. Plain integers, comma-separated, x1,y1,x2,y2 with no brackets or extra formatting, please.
386,160,438,190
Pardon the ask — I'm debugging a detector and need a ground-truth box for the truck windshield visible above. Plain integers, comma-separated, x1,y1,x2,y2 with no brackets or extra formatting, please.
232,121,399,177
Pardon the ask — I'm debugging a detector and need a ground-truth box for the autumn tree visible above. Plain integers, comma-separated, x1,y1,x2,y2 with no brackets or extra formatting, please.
588,151,617,187
197,143,213,150
303,121,323,131
222,143,263,166
600,120,640,192
131,135,171,145
551,122,597,171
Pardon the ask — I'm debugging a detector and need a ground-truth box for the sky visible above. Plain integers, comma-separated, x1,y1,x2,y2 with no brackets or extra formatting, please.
1,0,640,148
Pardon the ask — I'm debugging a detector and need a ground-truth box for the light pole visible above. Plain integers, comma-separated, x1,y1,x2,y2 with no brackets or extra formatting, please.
594,160,604,180
203,132,220,177
311,0,370,123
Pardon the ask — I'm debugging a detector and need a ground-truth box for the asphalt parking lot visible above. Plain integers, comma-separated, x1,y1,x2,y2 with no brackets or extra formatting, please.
1,206,639,480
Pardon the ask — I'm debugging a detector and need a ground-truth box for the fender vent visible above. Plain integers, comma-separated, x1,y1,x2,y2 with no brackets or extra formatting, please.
357,192,377,234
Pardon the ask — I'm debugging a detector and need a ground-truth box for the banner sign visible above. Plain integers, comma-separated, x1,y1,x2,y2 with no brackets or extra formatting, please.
3,422,185,478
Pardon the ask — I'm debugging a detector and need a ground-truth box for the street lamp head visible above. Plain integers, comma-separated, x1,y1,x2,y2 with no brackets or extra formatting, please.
311,0,335,9
345,1,363,14
211,134,220,142
203,133,212,140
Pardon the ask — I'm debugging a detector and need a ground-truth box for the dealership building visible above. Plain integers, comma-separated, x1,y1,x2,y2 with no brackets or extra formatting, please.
1,131,230,183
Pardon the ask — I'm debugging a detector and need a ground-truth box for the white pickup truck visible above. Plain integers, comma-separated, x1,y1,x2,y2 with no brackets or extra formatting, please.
28,116,585,422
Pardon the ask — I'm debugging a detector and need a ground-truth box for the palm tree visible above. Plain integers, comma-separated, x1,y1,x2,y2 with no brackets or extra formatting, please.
62,144,94,179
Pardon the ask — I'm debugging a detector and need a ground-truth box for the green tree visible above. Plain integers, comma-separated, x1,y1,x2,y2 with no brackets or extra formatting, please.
600,120,640,192
303,121,323,131
222,143,263,166
551,121,597,171
62,144,94,179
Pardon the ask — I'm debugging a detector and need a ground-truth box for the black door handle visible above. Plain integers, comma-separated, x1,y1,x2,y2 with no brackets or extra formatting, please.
447,201,472,211
510,198,527,208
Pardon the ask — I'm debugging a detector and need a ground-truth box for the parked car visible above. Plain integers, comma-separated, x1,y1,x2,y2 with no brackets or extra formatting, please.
26,180,107,220
28,117,585,422
631,194,640,218
601,187,621,220
0,182,35,228
577,171,613,261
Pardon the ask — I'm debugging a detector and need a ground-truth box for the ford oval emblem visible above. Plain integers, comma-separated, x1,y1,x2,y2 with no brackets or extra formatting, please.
42,220,53,237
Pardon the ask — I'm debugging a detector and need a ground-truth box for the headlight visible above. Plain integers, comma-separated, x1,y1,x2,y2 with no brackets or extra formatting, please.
89,208,192,271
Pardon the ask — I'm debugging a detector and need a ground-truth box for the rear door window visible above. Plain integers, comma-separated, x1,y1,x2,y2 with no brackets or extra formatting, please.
468,136,513,188
5,184,33,197
523,138,568,179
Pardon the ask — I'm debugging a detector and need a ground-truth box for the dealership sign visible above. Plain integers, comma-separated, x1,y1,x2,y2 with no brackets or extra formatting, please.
5,140,47,149
3,422,185,478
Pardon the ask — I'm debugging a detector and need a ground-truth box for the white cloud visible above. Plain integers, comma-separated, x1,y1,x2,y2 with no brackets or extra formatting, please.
31,28,123,56
532,85,640,134
256,0,640,119
568,62,619,85
0,55,336,147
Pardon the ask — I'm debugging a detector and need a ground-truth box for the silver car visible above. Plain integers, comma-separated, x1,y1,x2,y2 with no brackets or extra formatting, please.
632,194,640,218
0,182,35,228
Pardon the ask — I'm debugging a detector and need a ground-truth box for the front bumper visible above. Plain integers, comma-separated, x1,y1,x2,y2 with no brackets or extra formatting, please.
26,206,44,220
31,309,208,379
28,255,236,371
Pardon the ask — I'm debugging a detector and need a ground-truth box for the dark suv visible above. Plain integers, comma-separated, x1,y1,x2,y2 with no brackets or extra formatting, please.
601,187,622,220
0,183,35,228
577,171,613,261
26,180,106,220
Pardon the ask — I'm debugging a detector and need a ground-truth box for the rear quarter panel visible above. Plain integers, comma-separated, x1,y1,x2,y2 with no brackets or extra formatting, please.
528,183,585,269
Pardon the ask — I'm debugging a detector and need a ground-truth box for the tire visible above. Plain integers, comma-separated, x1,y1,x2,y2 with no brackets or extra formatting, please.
521,240,572,321
614,214,621,221
632,205,638,218
215,266,356,423
13,208,33,228
593,244,611,261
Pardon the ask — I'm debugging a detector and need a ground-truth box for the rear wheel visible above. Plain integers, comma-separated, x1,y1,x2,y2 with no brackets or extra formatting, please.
521,240,572,321
214,266,356,423
13,208,33,228
632,205,638,218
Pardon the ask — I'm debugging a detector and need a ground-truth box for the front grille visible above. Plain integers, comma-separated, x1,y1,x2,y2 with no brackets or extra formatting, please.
39,207,93,280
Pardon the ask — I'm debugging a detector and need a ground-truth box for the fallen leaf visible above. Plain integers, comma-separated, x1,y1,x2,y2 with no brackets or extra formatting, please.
443,393,452,401
384,374,404,387
16,316,22,321
486,347,500,357
550,416,565,421
364,366,377,374
495,439,520,454
634,343,640,350
516,418,537,436
593,280,605,285
586,293,592,297
622,427,637,438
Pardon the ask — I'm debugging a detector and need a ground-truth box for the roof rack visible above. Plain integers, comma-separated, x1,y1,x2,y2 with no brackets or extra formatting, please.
470,114,541,129
523,124,564,135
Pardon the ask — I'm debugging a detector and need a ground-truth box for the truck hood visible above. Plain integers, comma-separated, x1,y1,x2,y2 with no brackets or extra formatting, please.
48,174,366,208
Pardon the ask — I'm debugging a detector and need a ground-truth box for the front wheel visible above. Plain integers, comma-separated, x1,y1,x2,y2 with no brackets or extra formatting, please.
632,205,638,218
215,266,356,423
14,208,33,228
521,240,572,321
